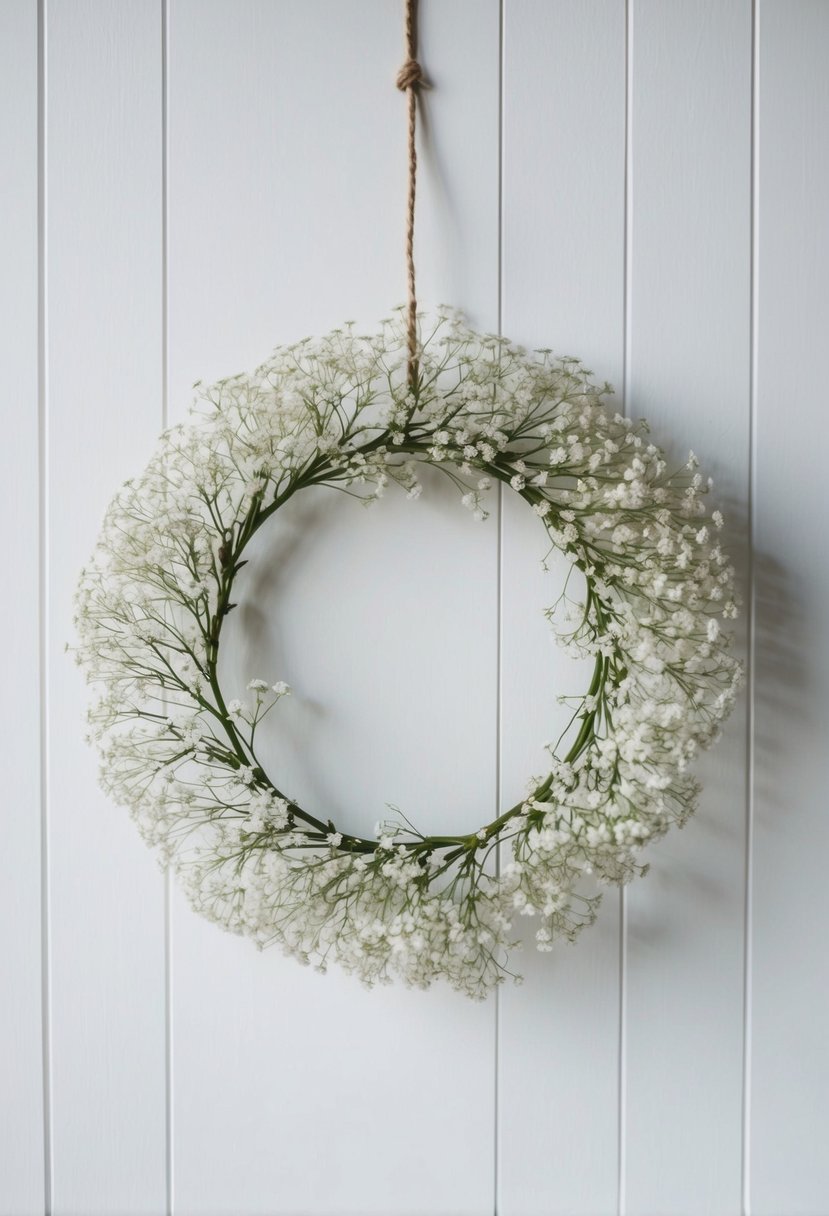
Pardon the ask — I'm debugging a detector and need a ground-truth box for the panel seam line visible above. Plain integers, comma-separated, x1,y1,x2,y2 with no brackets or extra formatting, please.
162,2,173,1213
617,3,633,1214
37,0,53,1210
741,2,758,1213
493,2,505,1213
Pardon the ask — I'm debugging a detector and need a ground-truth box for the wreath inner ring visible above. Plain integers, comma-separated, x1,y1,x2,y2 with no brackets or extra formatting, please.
211,443,601,869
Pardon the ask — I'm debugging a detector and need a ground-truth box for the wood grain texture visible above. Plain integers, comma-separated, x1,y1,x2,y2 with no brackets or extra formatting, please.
45,2,167,1211
0,2,45,1212
167,3,499,1213
621,3,752,1213
751,3,829,1212
498,4,627,1214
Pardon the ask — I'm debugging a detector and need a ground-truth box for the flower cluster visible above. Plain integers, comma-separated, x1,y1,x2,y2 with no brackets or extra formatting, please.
74,310,741,997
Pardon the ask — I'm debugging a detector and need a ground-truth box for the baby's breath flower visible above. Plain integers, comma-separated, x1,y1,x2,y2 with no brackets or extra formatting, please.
74,310,741,998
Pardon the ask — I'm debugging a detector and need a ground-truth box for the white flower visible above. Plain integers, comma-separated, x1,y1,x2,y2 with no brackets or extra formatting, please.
74,309,740,998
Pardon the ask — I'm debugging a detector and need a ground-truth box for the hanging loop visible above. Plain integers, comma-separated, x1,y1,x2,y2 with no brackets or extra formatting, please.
396,0,427,392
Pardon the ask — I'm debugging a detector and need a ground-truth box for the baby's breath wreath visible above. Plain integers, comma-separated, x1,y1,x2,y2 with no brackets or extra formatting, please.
74,310,741,996
75,0,740,995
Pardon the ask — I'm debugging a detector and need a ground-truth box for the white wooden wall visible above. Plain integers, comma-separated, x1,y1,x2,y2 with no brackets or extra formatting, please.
2,1,828,1213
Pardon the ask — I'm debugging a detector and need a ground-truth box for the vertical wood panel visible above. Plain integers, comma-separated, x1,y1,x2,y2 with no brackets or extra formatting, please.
0,2,45,1212
167,2,500,1213
621,3,752,1213
498,5,627,1214
46,2,167,1211
751,3,829,1212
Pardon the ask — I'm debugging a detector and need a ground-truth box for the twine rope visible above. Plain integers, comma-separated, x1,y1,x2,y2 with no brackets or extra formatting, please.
396,0,428,390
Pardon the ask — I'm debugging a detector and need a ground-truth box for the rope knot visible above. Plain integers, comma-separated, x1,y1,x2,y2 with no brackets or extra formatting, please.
396,57,428,91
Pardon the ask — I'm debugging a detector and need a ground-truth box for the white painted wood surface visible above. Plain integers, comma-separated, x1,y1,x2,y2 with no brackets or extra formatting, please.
2,1,829,1213
44,2,167,1212
751,3,829,1213
498,5,626,1214
621,4,752,1213
166,4,498,1214
0,3,44,1214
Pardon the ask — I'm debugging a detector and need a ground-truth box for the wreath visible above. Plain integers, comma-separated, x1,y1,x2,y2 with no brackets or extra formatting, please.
74,312,741,996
